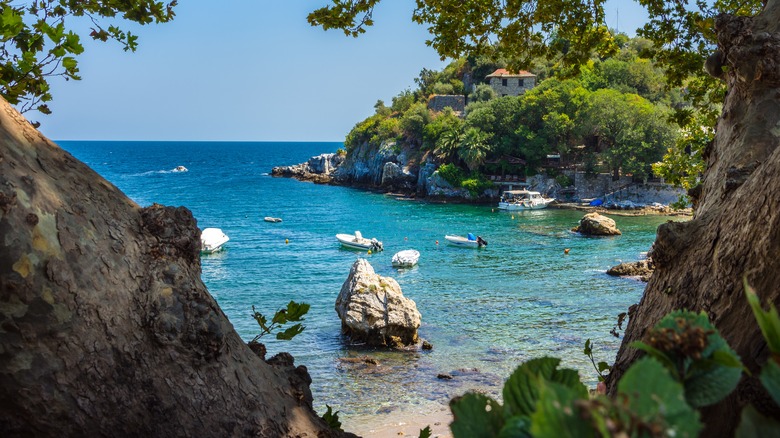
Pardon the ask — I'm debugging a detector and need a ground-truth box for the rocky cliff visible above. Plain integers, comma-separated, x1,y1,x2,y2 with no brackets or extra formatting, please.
0,99,350,437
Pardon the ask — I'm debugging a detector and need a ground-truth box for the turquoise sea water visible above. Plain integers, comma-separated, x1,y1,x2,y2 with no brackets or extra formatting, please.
60,141,672,423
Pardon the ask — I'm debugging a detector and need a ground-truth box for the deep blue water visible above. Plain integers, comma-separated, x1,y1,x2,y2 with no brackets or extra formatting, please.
59,140,672,424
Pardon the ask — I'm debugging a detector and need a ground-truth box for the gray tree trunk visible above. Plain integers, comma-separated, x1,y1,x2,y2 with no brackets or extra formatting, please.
608,1,780,434
0,99,350,437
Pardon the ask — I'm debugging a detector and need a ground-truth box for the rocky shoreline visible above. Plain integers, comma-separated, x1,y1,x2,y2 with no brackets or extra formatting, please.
272,148,692,215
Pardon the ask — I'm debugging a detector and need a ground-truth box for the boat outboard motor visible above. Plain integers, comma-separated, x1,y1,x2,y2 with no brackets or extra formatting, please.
370,238,383,252
477,236,488,247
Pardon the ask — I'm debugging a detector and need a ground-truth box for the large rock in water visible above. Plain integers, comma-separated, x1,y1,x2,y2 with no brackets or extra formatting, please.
607,259,655,282
336,259,421,348
573,212,622,236
0,99,348,437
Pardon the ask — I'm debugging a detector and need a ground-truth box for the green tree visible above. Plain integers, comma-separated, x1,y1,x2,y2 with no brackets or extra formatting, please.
458,127,490,171
469,83,496,102
399,101,431,143
578,89,676,180
0,0,177,116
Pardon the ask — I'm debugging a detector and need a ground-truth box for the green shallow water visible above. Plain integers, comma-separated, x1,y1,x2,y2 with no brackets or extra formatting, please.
61,140,678,422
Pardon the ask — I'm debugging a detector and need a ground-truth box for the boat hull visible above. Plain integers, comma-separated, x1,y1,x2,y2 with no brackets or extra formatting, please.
201,228,229,253
497,199,554,211
392,249,420,267
444,235,484,248
336,233,383,251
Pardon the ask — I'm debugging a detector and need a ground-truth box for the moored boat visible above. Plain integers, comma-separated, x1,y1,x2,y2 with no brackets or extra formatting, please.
392,249,420,267
336,231,383,251
444,234,487,248
201,227,229,253
498,190,554,211
264,217,282,223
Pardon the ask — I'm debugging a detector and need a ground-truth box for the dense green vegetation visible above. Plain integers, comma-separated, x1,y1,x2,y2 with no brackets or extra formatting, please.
342,37,700,186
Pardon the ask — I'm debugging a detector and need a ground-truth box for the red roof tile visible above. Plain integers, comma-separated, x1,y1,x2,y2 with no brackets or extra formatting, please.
486,68,536,78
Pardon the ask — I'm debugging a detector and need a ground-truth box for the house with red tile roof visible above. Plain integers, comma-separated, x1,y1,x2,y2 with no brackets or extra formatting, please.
486,68,537,97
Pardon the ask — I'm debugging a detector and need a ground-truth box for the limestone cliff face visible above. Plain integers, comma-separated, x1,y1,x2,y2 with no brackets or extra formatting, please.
0,99,349,437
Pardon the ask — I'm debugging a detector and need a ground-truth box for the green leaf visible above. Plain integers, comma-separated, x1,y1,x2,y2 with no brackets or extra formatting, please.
502,357,587,418
285,300,310,321
450,393,504,438
597,361,611,372
629,341,677,377
583,339,592,356
745,279,780,354
529,381,594,438
276,323,305,341
496,416,531,438
618,358,702,438
684,358,742,407
321,404,342,431
759,360,780,407
735,404,780,438
418,425,432,438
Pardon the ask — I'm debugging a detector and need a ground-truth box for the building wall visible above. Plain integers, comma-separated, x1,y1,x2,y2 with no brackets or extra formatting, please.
488,76,536,97
574,172,685,204
427,95,466,113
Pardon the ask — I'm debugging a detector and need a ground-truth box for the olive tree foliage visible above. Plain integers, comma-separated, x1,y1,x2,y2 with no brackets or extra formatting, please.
308,0,617,73
0,0,177,117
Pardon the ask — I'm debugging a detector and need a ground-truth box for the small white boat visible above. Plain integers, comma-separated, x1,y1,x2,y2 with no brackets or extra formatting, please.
392,249,420,268
201,228,229,253
173,165,188,172
264,217,282,223
445,234,488,248
498,190,555,211
336,231,383,251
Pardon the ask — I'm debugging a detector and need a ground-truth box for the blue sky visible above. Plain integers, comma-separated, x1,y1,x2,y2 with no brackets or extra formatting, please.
38,1,649,142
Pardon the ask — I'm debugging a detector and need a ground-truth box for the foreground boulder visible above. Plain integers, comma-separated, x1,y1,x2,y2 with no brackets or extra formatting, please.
607,259,655,282
336,259,421,348
573,212,622,236
0,98,346,437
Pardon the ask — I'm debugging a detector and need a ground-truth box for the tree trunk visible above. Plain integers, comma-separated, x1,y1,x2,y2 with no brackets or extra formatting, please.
607,1,780,434
0,99,351,437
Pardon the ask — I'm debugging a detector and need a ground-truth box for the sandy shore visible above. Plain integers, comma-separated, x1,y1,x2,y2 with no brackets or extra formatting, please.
343,403,454,438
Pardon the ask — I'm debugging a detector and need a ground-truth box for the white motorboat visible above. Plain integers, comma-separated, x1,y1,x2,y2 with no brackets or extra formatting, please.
498,190,555,211
201,228,229,253
444,234,488,248
264,217,282,223
392,249,420,268
336,231,383,251
173,165,188,172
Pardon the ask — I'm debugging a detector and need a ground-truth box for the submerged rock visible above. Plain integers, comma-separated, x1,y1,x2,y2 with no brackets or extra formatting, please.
336,259,421,348
573,212,622,236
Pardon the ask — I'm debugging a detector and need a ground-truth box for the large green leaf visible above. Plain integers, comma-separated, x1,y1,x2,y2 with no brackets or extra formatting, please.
529,381,594,438
502,357,587,418
450,393,504,438
735,404,780,438
745,280,780,354
618,358,702,437
760,360,780,407
496,416,531,438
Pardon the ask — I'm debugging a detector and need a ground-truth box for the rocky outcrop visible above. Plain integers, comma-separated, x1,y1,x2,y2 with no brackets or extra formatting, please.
381,161,417,190
271,152,344,183
573,212,622,236
0,98,347,437
335,259,421,348
333,141,399,185
607,259,655,282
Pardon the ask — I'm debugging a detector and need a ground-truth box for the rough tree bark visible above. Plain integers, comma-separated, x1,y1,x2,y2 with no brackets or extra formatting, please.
608,1,780,434
0,99,351,437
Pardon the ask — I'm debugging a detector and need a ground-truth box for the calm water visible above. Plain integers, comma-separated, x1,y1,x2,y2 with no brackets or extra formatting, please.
60,141,671,422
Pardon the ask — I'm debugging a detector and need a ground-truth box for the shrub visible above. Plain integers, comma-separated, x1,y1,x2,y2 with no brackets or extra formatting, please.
555,174,573,187
436,163,465,187
461,172,495,197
